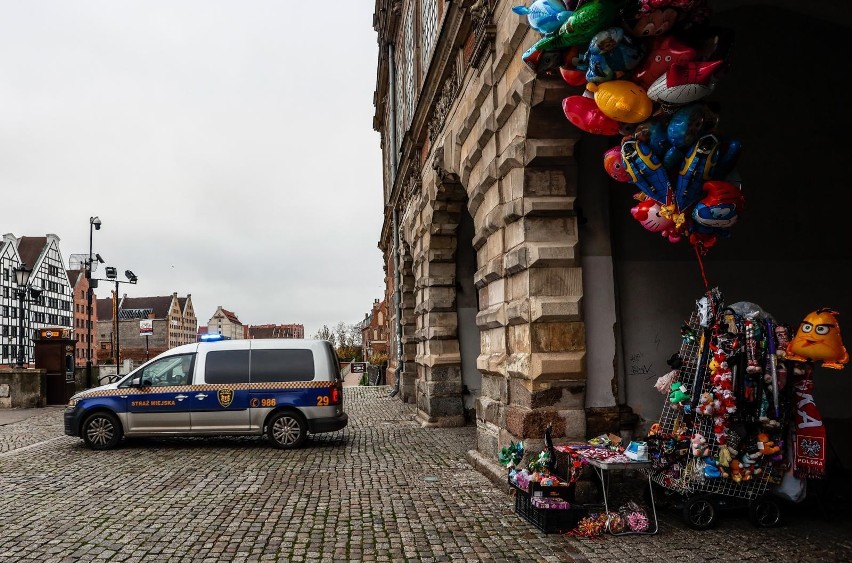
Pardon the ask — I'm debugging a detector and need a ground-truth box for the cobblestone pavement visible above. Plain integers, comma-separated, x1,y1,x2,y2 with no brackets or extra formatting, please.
0,388,850,562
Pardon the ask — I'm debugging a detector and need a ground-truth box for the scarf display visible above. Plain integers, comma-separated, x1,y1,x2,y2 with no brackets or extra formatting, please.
792,363,827,479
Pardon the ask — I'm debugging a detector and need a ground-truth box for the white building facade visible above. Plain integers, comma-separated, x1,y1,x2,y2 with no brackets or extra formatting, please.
0,234,74,366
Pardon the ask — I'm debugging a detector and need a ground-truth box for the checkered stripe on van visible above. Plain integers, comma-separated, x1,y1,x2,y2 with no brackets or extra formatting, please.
78,381,335,398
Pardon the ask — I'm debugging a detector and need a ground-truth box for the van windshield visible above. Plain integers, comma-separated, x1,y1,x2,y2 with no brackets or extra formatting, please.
118,354,196,387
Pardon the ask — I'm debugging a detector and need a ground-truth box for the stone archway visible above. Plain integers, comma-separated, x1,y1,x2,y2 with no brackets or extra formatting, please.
401,146,470,427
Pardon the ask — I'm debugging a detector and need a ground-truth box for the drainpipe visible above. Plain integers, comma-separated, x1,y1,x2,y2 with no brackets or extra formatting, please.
389,207,403,397
386,41,404,398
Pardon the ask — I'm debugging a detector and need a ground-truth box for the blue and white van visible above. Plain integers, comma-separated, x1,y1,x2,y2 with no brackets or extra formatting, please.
64,338,347,450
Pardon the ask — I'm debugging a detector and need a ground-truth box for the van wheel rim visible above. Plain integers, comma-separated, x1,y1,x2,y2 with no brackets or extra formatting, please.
272,417,300,445
87,418,114,446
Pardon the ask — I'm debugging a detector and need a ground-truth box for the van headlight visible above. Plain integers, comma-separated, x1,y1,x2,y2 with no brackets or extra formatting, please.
67,398,79,408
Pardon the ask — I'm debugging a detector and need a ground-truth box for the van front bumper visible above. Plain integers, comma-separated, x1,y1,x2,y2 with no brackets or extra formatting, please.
308,413,348,434
64,408,82,437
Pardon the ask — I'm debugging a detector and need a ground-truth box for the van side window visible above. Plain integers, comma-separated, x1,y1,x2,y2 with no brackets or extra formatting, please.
204,350,250,384
250,349,315,382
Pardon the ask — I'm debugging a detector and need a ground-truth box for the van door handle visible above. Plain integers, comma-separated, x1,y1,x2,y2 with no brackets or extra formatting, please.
175,395,188,401
195,394,208,399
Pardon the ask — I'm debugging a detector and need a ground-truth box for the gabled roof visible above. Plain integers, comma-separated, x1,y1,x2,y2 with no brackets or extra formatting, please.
66,268,84,288
17,236,46,268
218,307,242,324
96,295,176,322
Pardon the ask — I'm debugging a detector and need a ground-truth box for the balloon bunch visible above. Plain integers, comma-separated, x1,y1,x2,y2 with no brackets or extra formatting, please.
514,0,744,251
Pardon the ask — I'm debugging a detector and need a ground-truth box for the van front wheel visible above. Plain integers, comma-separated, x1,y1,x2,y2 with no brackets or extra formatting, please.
82,412,123,450
268,411,307,449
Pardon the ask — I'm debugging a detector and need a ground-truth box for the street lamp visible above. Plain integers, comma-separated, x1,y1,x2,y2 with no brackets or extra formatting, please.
86,216,101,387
13,263,43,368
105,267,138,372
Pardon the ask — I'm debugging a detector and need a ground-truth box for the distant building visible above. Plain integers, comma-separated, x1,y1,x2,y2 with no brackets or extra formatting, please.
361,298,388,363
207,306,245,340
97,292,197,364
67,268,99,367
0,234,74,367
247,324,304,339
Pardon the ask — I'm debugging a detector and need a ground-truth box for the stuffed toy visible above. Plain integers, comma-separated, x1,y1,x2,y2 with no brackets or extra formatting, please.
739,450,762,479
712,416,727,442
655,370,677,394
720,389,737,414
729,459,745,483
703,456,724,478
695,392,719,416
756,433,780,457
716,444,736,470
668,382,691,406
690,432,710,457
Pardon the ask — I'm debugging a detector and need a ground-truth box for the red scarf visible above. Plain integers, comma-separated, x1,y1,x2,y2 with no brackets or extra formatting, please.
792,363,826,479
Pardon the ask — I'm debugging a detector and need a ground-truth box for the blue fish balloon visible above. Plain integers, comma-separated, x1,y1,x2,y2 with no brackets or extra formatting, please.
512,0,573,35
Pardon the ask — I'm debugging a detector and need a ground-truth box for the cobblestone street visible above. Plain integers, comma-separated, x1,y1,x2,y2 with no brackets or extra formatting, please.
1,388,850,562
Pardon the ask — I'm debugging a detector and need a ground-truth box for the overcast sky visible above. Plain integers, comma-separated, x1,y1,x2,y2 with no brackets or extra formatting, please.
0,1,386,338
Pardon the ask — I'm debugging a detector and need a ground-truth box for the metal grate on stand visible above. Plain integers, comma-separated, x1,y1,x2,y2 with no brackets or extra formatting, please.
649,307,771,500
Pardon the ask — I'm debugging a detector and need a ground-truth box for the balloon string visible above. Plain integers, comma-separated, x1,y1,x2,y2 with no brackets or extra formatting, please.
694,244,710,292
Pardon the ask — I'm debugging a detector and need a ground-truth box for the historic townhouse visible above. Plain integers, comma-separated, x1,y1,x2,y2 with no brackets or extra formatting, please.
207,306,245,340
372,0,852,482
96,293,197,364
67,268,99,367
0,234,74,367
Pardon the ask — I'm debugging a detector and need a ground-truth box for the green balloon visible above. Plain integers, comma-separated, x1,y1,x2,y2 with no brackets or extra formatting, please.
532,0,625,52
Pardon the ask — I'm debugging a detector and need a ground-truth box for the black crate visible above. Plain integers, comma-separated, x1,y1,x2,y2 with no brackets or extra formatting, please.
514,488,586,534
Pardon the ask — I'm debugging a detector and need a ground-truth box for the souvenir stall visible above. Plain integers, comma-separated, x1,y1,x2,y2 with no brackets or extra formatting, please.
645,290,847,529
503,0,848,537
502,294,847,536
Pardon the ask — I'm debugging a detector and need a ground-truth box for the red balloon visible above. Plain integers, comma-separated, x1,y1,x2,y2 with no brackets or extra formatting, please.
559,46,587,87
562,95,621,136
603,145,631,182
560,66,587,87
631,35,697,90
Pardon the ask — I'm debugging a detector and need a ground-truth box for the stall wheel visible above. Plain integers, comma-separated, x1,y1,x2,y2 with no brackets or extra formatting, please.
682,495,717,530
749,497,782,528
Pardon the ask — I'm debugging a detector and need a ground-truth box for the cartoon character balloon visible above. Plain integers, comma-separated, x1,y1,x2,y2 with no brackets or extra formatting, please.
603,145,631,182
786,309,849,369
512,0,573,35
630,198,680,243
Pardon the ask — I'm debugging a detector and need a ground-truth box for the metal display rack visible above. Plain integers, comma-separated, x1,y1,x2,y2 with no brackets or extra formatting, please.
650,310,771,500
648,291,783,529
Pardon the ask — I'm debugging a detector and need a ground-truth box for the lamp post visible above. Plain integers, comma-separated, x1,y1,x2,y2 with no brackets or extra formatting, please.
86,216,101,387
104,267,138,373
13,263,43,368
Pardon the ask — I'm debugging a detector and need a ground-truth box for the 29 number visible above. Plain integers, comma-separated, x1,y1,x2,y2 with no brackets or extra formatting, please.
316,395,329,406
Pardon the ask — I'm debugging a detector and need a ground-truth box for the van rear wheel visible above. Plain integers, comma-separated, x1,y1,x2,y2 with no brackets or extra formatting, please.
268,411,307,449
82,412,122,450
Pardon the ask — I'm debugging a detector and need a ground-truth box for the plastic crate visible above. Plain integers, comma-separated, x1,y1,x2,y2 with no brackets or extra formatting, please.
514,487,586,533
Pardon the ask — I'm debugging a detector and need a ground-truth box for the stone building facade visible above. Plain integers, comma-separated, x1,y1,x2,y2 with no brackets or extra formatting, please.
207,306,245,340
373,0,596,479
373,0,852,481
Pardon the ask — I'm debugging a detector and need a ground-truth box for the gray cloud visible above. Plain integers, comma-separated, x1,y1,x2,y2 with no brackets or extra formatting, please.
0,1,385,337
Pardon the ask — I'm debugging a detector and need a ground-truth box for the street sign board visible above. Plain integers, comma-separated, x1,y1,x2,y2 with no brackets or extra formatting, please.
350,362,366,373
139,319,153,336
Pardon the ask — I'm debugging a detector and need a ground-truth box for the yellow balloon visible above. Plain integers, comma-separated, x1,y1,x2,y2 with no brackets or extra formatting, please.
588,80,653,124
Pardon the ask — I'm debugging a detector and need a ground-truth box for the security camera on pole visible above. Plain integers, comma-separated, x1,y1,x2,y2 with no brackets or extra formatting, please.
103,267,138,372
86,216,102,387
